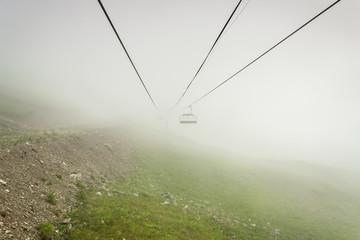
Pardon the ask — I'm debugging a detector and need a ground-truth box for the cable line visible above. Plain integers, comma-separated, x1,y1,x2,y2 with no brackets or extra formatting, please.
188,0,341,107
196,0,253,78
173,0,244,109
223,0,254,36
195,0,255,86
97,0,158,110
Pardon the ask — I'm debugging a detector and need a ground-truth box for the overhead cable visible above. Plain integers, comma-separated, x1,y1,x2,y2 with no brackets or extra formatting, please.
97,0,158,110
188,0,342,107
172,0,244,109
223,0,254,36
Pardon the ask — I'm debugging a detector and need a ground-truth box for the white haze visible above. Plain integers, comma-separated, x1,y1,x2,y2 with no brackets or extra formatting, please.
1,0,359,171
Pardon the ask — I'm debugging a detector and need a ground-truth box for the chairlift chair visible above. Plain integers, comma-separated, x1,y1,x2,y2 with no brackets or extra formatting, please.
179,106,197,124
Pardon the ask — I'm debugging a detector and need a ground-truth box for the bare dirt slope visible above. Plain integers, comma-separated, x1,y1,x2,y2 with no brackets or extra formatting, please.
0,127,135,240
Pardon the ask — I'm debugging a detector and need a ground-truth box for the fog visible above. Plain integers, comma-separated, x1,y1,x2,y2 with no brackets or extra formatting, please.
1,0,359,171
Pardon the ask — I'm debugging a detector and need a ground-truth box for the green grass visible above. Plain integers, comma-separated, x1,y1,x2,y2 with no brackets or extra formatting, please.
104,143,114,155
0,210,6,217
39,222,54,240
53,209,62,218
59,145,360,240
75,180,86,189
46,191,56,205
90,174,96,180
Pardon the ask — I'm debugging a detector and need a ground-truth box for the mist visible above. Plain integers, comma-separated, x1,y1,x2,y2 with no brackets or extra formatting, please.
1,0,359,172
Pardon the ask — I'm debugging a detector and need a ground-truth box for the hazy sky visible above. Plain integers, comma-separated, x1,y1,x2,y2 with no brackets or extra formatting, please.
1,0,359,170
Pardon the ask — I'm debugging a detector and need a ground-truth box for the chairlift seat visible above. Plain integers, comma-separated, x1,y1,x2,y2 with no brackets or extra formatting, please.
179,113,197,124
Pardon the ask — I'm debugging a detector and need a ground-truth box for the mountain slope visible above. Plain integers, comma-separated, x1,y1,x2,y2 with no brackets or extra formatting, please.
60,138,360,240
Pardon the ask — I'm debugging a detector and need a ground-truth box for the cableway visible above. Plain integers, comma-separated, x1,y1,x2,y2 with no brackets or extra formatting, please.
97,0,158,110
223,0,254,37
172,0,245,109
96,0,342,120
185,0,342,108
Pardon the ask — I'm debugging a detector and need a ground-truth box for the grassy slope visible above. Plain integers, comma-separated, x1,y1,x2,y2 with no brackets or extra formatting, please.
61,141,360,240
0,93,35,115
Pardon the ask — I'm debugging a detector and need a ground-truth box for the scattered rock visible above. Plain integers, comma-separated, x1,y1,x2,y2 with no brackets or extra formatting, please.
184,205,190,211
250,223,256,227
161,201,170,205
61,218,71,224
0,128,135,239
161,192,172,198
96,192,102,196
133,193,139,197
69,173,82,180
275,229,281,234
0,179,7,186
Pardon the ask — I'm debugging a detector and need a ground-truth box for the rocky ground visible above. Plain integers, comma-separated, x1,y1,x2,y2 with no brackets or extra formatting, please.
0,127,135,240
